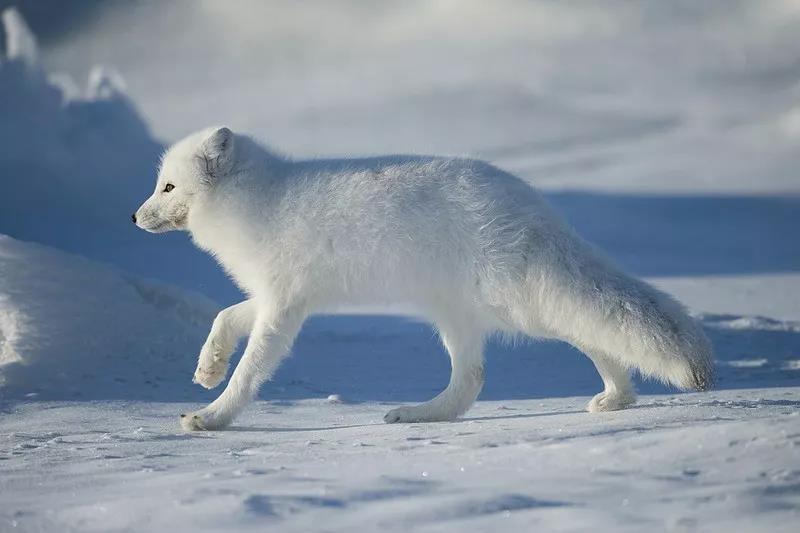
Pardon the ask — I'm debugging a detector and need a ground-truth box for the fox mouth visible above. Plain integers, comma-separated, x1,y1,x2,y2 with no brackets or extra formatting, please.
138,219,174,233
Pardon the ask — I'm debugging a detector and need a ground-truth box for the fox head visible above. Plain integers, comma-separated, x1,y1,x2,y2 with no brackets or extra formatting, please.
133,126,235,233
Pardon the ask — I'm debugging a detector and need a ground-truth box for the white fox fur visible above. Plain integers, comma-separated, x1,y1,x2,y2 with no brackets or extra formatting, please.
134,127,714,431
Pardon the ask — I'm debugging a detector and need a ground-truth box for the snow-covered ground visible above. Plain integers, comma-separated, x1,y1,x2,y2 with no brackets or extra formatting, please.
2,390,799,532
1,3,799,531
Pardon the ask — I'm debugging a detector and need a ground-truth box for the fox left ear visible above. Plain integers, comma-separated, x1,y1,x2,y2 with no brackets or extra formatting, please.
199,127,234,182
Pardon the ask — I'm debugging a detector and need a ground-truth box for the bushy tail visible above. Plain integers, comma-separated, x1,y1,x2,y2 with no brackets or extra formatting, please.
583,268,714,390
534,250,715,391
608,279,714,390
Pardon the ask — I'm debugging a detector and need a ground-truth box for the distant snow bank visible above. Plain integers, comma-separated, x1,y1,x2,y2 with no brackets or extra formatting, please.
0,8,235,302
0,10,235,401
42,2,800,194
0,7,158,241
0,233,218,399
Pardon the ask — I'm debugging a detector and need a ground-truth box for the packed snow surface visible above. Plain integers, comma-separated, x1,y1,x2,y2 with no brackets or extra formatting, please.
2,392,799,532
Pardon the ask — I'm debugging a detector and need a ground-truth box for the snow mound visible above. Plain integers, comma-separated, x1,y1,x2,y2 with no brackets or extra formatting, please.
0,234,218,400
0,8,233,302
0,8,159,244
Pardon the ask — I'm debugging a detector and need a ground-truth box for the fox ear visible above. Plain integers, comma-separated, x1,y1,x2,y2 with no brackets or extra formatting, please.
198,127,234,182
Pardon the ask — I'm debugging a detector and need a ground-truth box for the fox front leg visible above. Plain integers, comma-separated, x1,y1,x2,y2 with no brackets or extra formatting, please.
193,300,256,389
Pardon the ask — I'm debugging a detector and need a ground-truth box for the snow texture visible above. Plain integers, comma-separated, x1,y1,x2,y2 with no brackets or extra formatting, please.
0,4,799,532
1,391,799,532
0,234,217,399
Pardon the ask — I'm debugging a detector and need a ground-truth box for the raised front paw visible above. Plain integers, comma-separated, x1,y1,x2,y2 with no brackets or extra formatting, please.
192,346,230,389
192,361,228,389
179,408,232,431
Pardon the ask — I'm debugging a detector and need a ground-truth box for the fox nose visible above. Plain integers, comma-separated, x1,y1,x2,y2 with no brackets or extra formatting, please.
131,213,137,224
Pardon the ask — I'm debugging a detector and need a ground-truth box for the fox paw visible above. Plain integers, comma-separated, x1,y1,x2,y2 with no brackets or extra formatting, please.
587,390,636,412
179,408,231,431
192,351,229,389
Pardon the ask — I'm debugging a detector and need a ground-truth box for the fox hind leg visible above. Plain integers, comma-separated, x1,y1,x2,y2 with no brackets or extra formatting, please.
584,351,636,412
385,316,486,423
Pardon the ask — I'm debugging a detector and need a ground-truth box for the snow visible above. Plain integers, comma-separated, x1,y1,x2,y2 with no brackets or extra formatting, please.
0,235,217,399
2,391,799,532
0,9,232,302
652,274,800,323
1,4,799,532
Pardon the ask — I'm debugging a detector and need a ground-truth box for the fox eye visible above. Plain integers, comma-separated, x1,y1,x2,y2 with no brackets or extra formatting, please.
163,183,175,193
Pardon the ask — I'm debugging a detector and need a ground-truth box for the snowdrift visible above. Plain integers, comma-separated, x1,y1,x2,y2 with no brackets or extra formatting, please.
0,8,234,302
0,9,159,248
0,233,219,400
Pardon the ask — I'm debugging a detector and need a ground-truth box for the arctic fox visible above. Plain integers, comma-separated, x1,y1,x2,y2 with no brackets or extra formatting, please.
134,127,714,431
